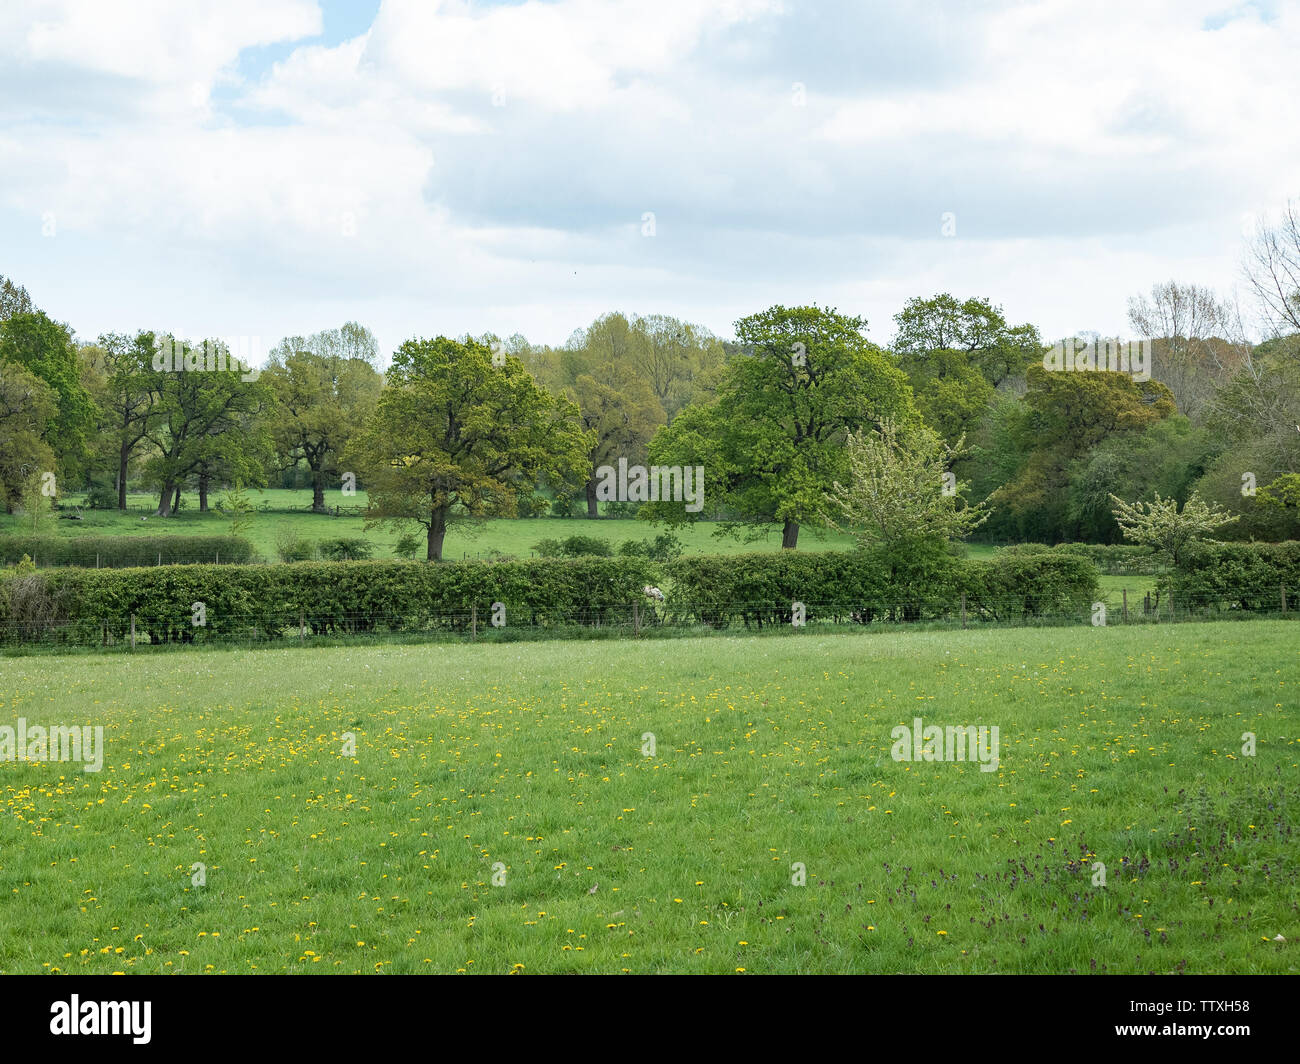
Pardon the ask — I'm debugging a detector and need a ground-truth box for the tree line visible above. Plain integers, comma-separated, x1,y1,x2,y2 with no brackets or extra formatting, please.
2,206,1298,560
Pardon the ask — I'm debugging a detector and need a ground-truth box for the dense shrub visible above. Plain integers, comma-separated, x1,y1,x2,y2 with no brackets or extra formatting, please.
667,548,1098,628
0,534,256,568
0,556,659,646
617,532,684,561
83,479,119,511
274,530,317,563
996,542,1165,575
316,537,373,561
532,535,612,558
393,532,423,559
960,553,1099,621
1172,541,1300,611
559,534,612,557
532,538,563,558
1048,543,1165,575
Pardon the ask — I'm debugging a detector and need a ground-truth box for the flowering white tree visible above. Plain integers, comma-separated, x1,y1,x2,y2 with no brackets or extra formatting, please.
1108,491,1238,567
828,418,989,550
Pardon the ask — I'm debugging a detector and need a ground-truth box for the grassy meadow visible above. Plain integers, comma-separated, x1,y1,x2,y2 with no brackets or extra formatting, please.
1,488,858,561
0,620,1294,974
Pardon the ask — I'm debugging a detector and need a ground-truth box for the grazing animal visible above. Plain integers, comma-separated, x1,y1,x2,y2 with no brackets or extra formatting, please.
642,585,665,602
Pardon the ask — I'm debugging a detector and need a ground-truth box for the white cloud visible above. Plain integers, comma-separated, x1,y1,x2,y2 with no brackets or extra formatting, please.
1,0,1298,353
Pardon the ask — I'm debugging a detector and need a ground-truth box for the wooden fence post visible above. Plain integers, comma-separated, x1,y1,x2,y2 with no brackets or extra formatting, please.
299,610,305,644
634,601,641,637
1282,584,1288,614
130,614,136,650
1121,588,1128,623
471,604,477,640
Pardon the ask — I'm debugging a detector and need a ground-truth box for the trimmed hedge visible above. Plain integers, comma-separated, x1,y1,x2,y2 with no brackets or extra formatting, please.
1172,541,1300,611
0,534,256,569
997,542,1166,575
666,548,1099,628
0,556,658,646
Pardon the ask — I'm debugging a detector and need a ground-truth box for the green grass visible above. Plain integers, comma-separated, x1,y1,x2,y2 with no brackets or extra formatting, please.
4,488,858,561
1,620,1295,974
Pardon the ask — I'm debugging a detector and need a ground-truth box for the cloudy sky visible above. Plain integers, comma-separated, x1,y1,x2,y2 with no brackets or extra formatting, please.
2,0,1297,360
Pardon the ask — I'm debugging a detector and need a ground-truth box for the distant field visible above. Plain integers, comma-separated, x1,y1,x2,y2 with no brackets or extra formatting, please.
2,488,858,560
0,490,1160,604
1,620,1294,974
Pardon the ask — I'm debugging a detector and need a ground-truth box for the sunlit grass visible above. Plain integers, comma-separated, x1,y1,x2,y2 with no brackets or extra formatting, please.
1,620,1294,974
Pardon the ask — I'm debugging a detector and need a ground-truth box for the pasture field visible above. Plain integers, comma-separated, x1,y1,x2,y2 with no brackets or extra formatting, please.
0,620,1294,974
2,488,858,561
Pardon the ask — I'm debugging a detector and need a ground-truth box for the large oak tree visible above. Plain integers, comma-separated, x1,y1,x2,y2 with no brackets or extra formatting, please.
352,336,592,560
647,305,917,548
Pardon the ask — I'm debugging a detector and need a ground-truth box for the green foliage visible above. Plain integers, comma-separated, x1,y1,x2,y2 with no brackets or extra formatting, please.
0,556,658,645
647,304,917,546
264,329,382,511
143,337,272,515
393,532,423,559
353,335,592,560
215,482,256,537
617,532,683,561
316,537,373,561
666,549,1097,628
0,357,58,511
0,310,97,477
274,529,318,563
558,534,612,557
532,534,612,558
1109,491,1238,567
828,418,989,549
532,538,563,558
516,494,549,518
0,534,255,568
992,366,1179,540
999,542,1167,575
892,293,1044,388
84,478,120,510
1171,541,1300,611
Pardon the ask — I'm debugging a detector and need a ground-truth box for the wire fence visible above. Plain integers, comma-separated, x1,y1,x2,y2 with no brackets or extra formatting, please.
1,588,1294,652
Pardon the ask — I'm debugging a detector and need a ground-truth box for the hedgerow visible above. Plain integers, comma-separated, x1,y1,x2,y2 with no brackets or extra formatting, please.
0,556,659,646
1171,541,1300,611
665,548,1098,628
0,534,256,568
996,542,1166,575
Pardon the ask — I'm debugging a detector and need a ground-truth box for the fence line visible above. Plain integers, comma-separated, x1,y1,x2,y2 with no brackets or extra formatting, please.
0,588,1292,651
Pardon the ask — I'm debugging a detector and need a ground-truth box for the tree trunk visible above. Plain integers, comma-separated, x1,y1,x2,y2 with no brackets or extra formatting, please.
198,472,210,513
172,484,182,514
426,506,448,561
156,481,175,516
311,465,327,513
781,518,799,549
118,443,130,510
586,477,599,518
